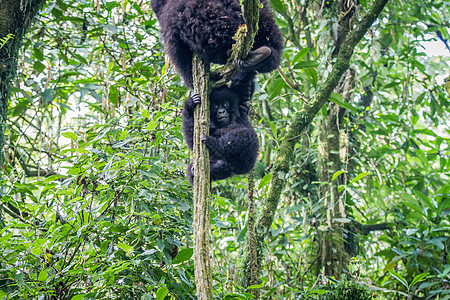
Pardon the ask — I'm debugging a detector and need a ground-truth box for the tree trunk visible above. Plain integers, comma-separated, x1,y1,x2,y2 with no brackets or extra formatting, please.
316,0,357,278
317,101,346,278
0,0,46,165
192,54,213,300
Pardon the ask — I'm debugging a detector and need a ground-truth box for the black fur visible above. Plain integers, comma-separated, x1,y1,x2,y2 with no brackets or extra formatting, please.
182,87,259,184
151,0,283,90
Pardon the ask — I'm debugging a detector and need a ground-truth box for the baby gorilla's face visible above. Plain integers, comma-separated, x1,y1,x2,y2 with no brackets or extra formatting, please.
211,101,231,128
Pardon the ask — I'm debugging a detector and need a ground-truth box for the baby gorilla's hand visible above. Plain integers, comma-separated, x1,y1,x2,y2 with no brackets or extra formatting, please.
239,101,250,116
192,94,201,105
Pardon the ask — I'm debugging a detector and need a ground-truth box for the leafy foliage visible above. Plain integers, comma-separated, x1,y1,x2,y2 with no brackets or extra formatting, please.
0,0,449,298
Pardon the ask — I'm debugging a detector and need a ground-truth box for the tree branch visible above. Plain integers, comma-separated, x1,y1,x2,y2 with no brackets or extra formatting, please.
239,0,390,281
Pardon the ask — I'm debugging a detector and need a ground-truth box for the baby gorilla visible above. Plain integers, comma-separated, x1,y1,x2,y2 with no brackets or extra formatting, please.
182,87,259,184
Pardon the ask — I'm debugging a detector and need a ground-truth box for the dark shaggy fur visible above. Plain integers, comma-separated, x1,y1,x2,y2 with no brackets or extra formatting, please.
182,87,259,184
151,0,283,89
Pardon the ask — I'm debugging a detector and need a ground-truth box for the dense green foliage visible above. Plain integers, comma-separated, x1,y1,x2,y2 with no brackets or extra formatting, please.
0,0,449,299
305,278,385,300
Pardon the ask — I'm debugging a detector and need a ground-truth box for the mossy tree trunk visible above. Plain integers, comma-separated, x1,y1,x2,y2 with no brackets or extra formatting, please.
317,101,346,278
238,0,389,285
316,0,357,278
317,69,355,277
0,0,46,165
192,54,213,300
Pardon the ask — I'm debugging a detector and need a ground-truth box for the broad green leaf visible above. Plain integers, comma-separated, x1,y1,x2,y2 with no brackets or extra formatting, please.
329,92,358,114
117,243,133,253
270,0,285,13
147,121,158,131
293,60,319,69
38,270,48,282
258,173,272,189
292,48,310,64
62,132,78,141
42,89,55,104
418,281,440,291
109,85,119,106
247,282,264,289
237,224,248,243
427,238,445,250
304,67,318,88
172,248,193,264
156,285,168,300
30,239,47,256
141,249,158,256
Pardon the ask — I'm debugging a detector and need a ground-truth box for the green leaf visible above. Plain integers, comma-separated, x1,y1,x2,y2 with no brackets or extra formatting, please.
31,239,47,256
418,281,440,291
156,285,168,300
389,270,409,290
410,273,429,287
269,122,277,140
172,248,193,264
293,60,319,69
258,173,272,190
427,238,445,250
147,121,158,131
304,67,318,88
33,61,45,73
62,132,78,141
328,92,358,114
38,270,48,282
292,48,310,64
350,172,371,185
71,295,85,300
237,224,248,242
331,170,345,181
117,243,133,253
42,89,55,104
269,0,285,13
109,85,119,106
247,282,264,289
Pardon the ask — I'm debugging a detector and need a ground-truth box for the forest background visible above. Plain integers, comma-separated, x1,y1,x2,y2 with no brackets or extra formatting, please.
0,0,449,299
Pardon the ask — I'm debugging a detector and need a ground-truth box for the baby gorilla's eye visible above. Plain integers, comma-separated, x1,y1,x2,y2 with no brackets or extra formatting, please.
212,104,219,110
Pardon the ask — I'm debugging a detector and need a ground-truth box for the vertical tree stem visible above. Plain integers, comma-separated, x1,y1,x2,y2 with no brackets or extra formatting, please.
246,170,259,295
192,54,213,299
